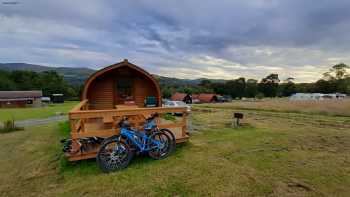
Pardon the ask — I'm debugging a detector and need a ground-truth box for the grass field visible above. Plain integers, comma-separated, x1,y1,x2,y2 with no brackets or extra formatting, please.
198,98,350,117
0,101,78,122
0,100,349,196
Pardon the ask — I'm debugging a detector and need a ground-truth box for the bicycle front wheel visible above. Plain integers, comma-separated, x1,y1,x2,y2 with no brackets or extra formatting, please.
96,138,133,173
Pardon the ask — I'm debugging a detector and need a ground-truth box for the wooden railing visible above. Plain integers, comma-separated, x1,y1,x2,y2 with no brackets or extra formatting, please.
70,99,88,112
67,100,189,161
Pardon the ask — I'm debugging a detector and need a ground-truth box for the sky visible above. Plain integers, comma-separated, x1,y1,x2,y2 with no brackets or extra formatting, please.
1,0,350,82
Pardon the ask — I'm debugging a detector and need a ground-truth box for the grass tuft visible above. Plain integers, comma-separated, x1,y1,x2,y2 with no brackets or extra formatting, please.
0,119,23,133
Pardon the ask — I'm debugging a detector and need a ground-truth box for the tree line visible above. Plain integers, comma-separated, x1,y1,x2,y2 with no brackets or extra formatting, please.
161,63,350,98
0,63,348,100
0,70,80,99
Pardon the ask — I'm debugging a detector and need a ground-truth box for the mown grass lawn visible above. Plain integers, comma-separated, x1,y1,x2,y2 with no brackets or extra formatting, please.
0,103,349,196
0,101,78,122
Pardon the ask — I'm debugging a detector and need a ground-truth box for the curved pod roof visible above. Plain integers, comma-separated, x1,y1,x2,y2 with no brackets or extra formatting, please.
81,59,161,106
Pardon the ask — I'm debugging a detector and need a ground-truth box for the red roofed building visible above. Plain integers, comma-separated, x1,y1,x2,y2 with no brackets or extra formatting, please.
193,93,218,103
171,92,187,101
0,90,43,108
171,92,193,104
171,92,219,103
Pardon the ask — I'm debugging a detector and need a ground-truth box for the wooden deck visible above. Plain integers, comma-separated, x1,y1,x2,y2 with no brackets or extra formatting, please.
68,100,189,161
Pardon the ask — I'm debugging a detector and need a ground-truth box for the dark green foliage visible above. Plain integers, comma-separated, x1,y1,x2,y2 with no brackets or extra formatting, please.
0,70,16,90
0,69,80,99
313,79,337,93
294,83,314,93
199,79,212,89
162,113,176,121
225,78,246,99
177,85,213,94
161,86,174,98
279,78,297,97
313,78,350,94
336,78,350,94
280,82,297,97
212,82,227,95
159,63,349,99
313,64,350,94
245,79,258,98
258,74,280,97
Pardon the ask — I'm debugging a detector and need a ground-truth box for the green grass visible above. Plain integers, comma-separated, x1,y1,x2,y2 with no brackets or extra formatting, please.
0,105,349,196
0,119,23,133
0,101,78,121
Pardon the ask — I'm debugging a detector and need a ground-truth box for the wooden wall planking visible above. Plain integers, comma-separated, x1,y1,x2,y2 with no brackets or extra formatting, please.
87,67,160,110
87,76,114,109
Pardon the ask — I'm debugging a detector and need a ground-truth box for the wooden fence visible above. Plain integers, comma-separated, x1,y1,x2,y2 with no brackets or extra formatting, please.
67,100,189,161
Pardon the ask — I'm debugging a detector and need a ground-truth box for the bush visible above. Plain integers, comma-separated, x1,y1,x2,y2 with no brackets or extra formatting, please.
0,119,23,133
256,93,264,99
162,113,176,121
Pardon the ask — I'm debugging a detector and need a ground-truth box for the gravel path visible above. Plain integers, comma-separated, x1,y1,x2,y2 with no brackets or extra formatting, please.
13,115,68,127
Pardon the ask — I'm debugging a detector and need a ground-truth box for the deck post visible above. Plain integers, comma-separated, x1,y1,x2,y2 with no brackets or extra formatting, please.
70,119,76,133
81,118,85,132
182,112,187,136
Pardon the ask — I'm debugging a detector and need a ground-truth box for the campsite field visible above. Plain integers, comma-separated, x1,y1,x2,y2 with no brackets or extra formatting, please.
198,98,350,117
0,101,78,122
0,100,349,196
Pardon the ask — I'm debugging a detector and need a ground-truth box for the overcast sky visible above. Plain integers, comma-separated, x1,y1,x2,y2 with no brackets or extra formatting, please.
1,0,350,82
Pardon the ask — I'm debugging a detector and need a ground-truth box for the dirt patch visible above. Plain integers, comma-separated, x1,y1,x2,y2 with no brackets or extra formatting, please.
274,179,317,197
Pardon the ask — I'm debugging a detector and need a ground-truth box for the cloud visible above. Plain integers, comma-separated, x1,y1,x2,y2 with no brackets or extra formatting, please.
1,0,350,82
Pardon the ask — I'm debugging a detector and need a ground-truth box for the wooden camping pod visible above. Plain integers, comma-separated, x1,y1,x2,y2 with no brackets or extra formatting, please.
82,59,162,109
68,60,189,161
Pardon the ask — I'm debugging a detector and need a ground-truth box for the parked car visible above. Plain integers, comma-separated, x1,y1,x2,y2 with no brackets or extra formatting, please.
163,101,191,114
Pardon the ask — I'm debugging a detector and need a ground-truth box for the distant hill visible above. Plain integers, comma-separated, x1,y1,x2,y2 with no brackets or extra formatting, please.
0,63,227,86
154,76,227,86
0,63,95,85
154,75,201,86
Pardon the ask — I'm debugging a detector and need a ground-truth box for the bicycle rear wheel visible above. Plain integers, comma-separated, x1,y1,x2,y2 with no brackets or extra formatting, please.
148,132,171,160
159,128,176,153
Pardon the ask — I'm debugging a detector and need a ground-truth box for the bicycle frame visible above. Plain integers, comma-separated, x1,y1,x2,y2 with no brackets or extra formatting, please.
116,115,162,152
119,119,162,152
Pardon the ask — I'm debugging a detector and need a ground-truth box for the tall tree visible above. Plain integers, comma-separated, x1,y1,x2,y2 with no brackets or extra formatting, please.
317,63,350,94
10,70,40,90
0,70,16,90
313,79,337,93
280,77,296,97
212,82,226,95
245,79,258,97
258,74,280,97
323,63,350,80
161,86,173,98
225,77,246,99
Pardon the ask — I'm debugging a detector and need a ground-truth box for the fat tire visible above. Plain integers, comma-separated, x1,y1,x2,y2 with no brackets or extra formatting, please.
148,132,171,160
96,137,133,173
159,128,176,153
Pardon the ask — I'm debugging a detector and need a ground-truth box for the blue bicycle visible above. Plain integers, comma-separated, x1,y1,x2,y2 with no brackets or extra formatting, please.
96,114,175,172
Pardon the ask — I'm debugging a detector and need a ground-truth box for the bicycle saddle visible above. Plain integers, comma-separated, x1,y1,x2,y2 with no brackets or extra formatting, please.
118,117,131,128
146,113,159,122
